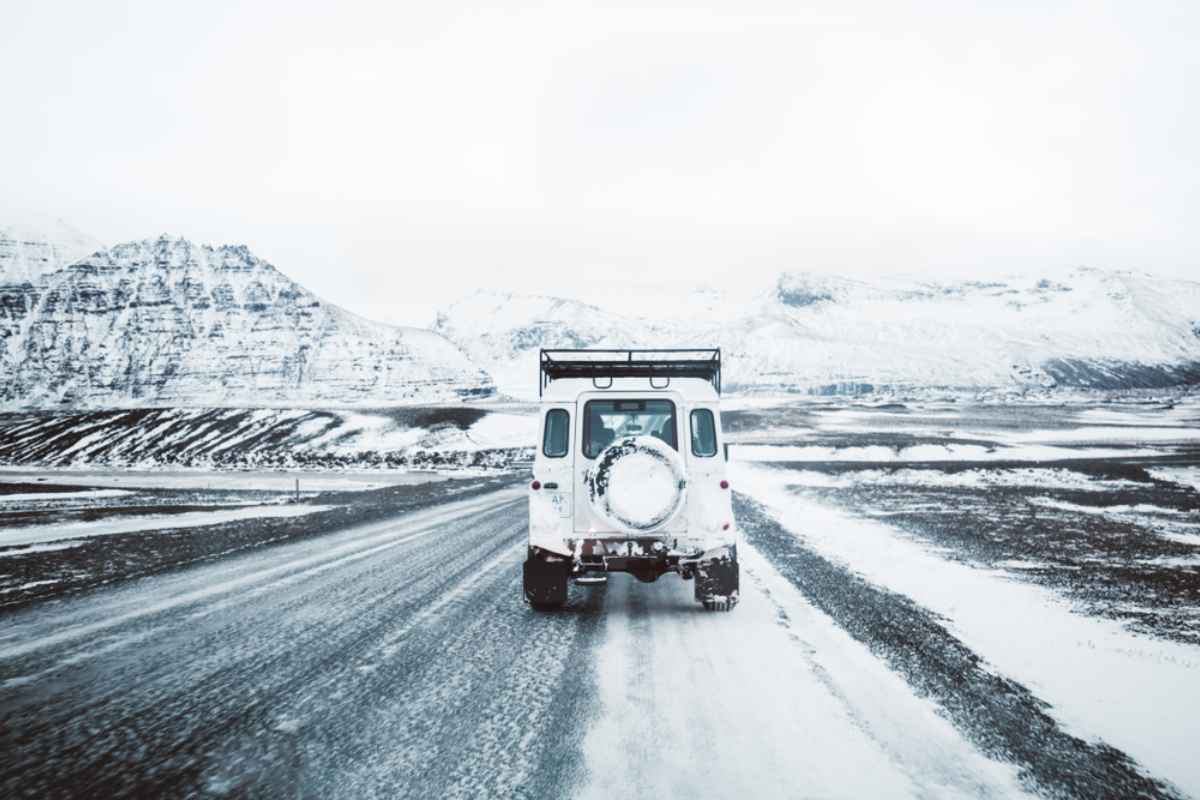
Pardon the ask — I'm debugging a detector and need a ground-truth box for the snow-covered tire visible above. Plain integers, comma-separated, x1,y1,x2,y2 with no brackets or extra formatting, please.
702,596,734,612
585,436,687,534
524,550,569,610
695,549,739,612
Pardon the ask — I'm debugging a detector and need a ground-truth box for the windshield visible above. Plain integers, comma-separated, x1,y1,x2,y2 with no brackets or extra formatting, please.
583,399,677,458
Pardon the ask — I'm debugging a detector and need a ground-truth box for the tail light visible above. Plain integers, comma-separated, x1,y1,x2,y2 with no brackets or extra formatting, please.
719,480,730,490
531,480,541,490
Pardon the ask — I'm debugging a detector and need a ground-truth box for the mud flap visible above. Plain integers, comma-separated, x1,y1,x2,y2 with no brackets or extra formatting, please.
694,547,739,611
524,548,570,610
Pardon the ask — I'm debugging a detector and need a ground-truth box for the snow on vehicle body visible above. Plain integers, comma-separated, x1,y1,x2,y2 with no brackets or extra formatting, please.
525,349,739,611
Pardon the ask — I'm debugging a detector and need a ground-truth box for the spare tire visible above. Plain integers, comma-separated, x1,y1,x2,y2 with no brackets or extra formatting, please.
586,436,688,533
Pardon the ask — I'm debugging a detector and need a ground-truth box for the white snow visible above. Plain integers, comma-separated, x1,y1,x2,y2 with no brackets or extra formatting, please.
1149,466,1200,494
0,579,62,595
976,426,1200,444
0,468,445,493
0,504,333,548
2,235,492,409
579,559,1031,799
0,214,102,284
0,405,533,471
0,540,84,558
314,411,429,453
462,412,537,449
605,452,679,527
434,268,1200,398
0,489,133,503
732,442,1164,463
1076,406,1199,425
1027,497,1198,518
736,462,1200,796
776,467,1143,491
1154,527,1200,548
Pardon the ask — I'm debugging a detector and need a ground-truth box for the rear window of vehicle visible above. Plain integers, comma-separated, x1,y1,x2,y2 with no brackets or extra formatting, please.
543,409,569,457
583,399,677,458
690,408,718,457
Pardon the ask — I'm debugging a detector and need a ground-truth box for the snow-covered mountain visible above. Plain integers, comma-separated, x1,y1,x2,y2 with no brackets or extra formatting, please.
434,269,1200,398
0,236,493,408
0,215,103,285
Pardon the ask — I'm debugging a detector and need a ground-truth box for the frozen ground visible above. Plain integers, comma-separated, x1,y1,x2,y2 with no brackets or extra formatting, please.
0,405,537,471
0,466,450,492
0,471,515,609
1,399,1198,798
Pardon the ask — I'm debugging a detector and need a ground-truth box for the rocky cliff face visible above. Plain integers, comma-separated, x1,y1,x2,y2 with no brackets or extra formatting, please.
434,269,1200,399
0,236,493,408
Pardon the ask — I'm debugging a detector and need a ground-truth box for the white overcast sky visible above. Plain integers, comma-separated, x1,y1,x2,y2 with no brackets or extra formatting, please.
2,1,1197,326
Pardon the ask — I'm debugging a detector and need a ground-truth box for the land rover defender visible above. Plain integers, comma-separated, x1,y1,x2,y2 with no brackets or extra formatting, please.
524,349,739,611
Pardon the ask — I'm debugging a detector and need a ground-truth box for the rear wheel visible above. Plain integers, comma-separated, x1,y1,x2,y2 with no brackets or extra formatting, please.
524,548,570,610
694,547,739,612
702,596,734,612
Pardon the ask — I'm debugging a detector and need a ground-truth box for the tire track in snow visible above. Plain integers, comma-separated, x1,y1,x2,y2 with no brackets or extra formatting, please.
576,559,1032,800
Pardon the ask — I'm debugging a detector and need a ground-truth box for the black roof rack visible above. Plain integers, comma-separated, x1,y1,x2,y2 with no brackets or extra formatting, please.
539,348,721,397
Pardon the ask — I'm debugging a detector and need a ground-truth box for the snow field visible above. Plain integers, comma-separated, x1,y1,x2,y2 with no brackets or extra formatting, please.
732,442,1165,463
0,489,133,503
775,467,1146,491
734,463,1200,797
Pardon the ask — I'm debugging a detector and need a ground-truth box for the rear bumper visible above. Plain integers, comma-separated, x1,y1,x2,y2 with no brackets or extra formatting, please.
529,539,735,582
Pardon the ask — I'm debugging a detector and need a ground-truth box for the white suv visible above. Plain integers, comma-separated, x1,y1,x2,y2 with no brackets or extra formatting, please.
525,349,739,611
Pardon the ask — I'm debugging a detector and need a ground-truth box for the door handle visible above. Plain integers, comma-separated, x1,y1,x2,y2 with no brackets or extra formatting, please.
543,482,559,490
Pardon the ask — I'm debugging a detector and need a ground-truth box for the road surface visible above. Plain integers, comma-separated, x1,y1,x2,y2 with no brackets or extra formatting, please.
0,485,1184,799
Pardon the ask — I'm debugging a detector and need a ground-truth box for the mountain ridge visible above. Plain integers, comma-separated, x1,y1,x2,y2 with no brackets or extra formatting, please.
433,267,1200,399
0,234,493,408
5,216,1197,406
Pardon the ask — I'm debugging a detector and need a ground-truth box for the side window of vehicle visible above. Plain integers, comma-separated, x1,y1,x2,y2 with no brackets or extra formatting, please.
690,408,718,457
543,408,569,458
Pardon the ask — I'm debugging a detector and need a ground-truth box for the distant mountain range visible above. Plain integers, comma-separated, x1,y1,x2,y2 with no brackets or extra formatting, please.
0,234,492,408
3,216,1198,409
433,270,1200,399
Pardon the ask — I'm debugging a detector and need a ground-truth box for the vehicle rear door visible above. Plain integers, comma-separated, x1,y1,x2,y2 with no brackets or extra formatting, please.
573,391,688,536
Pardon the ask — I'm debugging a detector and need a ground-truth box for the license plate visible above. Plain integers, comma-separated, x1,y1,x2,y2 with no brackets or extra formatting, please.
549,493,571,518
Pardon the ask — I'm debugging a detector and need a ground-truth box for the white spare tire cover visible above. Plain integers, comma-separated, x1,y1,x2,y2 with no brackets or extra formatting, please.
586,436,687,533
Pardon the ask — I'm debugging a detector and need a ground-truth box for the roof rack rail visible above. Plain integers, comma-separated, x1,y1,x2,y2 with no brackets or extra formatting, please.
539,348,721,397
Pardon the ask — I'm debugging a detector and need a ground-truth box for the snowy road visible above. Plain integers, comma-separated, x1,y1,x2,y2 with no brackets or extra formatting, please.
0,483,1187,798
0,488,598,798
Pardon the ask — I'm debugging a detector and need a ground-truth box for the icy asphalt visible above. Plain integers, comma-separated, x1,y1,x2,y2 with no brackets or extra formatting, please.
0,483,1187,799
